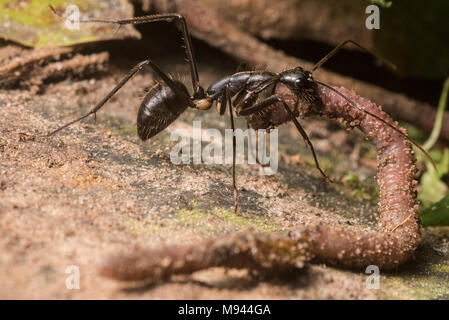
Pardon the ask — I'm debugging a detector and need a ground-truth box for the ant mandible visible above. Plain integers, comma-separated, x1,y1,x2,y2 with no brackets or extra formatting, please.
47,5,433,213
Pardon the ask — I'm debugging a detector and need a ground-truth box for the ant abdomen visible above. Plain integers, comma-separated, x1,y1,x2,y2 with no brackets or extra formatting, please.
137,81,190,141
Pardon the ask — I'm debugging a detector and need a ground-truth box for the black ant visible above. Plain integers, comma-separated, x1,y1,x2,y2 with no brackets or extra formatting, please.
47,6,434,213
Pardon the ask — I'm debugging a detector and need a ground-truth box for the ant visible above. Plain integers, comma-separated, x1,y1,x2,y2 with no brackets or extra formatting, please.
48,5,434,213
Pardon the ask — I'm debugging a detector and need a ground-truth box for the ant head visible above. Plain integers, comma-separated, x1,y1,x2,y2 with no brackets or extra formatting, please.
279,67,314,94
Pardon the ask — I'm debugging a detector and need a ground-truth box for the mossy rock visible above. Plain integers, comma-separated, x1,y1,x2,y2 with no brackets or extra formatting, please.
0,0,140,48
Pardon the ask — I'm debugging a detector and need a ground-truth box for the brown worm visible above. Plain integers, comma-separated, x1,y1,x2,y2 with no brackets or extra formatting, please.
284,85,419,269
98,85,420,281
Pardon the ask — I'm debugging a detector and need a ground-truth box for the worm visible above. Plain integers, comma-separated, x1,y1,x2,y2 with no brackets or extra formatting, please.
98,85,420,281
283,84,420,268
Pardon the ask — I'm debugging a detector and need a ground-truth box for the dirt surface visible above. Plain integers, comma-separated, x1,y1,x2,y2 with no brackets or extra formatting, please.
0,33,448,299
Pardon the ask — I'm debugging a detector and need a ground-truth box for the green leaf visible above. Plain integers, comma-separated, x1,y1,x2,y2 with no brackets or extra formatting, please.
420,193,449,226
418,148,449,206
369,0,392,8
418,79,449,222
423,78,449,150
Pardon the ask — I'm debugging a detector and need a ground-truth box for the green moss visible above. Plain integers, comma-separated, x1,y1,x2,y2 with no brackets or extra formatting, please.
338,171,379,202
172,206,283,236
1,0,73,27
115,214,175,238
429,263,449,274
361,140,377,160
0,0,136,47
212,207,282,233
115,200,282,239
109,123,137,139
380,273,449,300
36,32,97,47
305,155,334,175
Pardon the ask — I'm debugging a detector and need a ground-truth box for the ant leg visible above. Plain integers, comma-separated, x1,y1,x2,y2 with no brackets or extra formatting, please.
233,78,279,111
49,6,203,96
216,90,228,115
237,96,280,116
286,106,333,183
311,39,396,72
238,96,332,182
246,121,258,164
246,121,270,168
209,87,238,211
226,86,239,214
47,59,192,136
47,60,150,136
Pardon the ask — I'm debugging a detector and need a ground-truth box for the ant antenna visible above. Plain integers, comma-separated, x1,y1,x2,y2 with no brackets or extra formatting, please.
311,40,396,73
315,80,436,169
